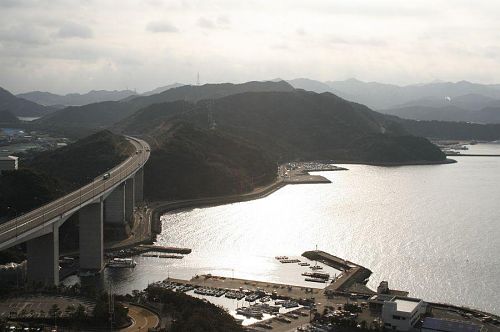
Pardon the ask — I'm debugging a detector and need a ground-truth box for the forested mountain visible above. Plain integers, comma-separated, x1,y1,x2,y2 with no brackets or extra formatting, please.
0,87,53,117
36,81,294,131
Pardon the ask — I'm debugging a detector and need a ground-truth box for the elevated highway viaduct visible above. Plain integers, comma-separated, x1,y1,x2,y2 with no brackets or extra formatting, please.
0,136,150,286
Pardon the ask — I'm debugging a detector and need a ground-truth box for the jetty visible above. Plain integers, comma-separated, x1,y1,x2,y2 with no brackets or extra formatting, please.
138,244,191,254
302,250,372,293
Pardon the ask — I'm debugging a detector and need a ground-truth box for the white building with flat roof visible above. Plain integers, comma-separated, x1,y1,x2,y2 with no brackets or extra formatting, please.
0,155,18,173
370,294,426,331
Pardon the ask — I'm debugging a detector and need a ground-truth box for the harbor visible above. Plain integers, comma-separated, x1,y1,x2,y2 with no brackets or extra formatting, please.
141,249,500,331
280,162,347,184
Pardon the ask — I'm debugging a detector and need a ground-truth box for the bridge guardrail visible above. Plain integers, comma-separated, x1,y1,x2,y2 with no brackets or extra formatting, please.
0,137,149,246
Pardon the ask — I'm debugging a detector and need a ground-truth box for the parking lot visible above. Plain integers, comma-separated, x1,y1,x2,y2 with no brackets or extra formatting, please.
0,295,94,320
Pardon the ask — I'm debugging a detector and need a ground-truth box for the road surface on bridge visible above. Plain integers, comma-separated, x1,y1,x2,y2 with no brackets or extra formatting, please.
0,136,150,251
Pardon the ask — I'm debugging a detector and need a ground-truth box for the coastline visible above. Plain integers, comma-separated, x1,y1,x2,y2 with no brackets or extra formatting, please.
102,157,500,321
147,158,457,237
320,158,457,166
100,157,457,253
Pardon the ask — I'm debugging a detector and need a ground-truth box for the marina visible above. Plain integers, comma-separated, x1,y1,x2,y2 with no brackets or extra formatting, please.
150,276,310,326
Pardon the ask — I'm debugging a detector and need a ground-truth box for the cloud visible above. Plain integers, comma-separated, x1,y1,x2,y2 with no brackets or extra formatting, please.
216,15,231,26
328,35,387,47
0,0,30,8
197,17,216,29
56,22,93,39
0,24,50,45
146,20,179,33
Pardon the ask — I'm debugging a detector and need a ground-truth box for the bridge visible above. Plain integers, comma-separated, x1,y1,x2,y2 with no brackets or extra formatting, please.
0,136,150,285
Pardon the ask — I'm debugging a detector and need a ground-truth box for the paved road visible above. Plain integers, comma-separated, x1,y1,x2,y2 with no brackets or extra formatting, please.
0,136,150,251
120,304,159,332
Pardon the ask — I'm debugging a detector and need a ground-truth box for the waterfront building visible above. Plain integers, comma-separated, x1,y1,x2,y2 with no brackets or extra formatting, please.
421,317,484,332
369,294,426,331
378,280,389,294
0,155,18,173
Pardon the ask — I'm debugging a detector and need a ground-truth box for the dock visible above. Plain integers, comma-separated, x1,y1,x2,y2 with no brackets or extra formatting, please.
284,174,331,184
138,244,192,254
280,162,344,184
302,250,372,293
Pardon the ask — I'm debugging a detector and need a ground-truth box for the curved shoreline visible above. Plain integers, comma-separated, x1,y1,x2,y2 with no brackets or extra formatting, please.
149,179,287,234
143,158,500,320
321,158,457,166
148,158,457,234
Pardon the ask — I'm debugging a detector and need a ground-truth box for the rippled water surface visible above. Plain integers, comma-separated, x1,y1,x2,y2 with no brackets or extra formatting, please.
92,143,500,315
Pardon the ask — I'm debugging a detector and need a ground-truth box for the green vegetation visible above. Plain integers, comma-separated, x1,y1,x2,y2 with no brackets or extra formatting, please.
0,169,63,221
36,81,293,130
144,122,275,200
399,119,500,141
27,130,133,191
146,285,244,332
92,293,129,327
0,86,52,117
0,130,133,219
348,134,446,163
115,89,448,200
178,90,435,162
0,110,20,124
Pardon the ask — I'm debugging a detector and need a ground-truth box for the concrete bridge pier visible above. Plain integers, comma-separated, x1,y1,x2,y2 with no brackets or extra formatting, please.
79,198,104,271
125,178,135,222
135,168,144,203
27,224,59,286
104,183,126,224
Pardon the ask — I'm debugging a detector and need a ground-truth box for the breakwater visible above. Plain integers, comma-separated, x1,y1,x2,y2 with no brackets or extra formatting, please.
302,250,372,292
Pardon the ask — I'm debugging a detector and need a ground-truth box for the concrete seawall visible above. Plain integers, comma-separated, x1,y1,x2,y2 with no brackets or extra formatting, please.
149,179,287,236
303,250,373,293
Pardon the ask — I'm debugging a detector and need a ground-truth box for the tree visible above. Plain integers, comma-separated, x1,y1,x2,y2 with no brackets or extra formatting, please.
48,304,61,318
64,304,76,317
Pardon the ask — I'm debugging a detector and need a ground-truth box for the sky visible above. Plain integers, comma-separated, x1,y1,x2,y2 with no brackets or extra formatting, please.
1,0,500,94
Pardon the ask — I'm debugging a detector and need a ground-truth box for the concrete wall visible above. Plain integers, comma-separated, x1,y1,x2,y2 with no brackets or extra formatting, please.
26,225,59,285
135,168,144,203
125,178,135,223
104,183,126,224
79,200,104,271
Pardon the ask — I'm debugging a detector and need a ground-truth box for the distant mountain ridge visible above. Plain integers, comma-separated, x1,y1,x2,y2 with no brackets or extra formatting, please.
17,89,138,107
286,78,500,124
141,83,185,96
36,80,295,131
0,87,53,117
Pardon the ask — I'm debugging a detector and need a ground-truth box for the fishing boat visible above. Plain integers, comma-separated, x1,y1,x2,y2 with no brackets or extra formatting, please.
302,272,330,279
305,277,326,283
107,258,136,268
309,264,323,270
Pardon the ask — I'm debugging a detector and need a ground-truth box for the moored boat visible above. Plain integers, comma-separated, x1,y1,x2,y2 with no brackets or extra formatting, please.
107,258,137,268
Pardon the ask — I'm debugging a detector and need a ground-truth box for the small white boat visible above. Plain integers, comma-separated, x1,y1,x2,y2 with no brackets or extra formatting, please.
309,265,323,270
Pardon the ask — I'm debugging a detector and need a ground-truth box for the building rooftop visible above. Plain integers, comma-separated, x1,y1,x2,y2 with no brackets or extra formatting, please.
0,155,18,161
422,317,483,332
394,298,420,313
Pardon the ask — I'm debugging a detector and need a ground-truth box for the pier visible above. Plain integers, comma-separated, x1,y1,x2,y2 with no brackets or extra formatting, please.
137,244,191,254
280,162,346,184
302,250,373,293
